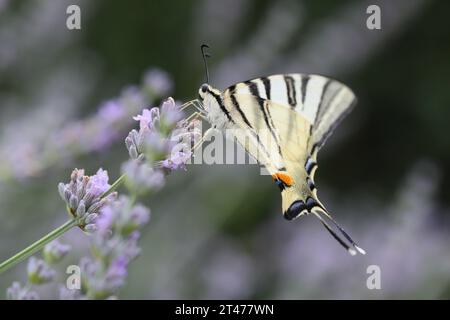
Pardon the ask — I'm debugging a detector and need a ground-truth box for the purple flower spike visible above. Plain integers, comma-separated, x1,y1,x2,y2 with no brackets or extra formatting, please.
161,149,192,171
6,282,39,300
43,240,71,264
98,100,125,123
57,168,117,231
160,97,183,127
27,257,56,284
133,108,160,131
88,168,111,197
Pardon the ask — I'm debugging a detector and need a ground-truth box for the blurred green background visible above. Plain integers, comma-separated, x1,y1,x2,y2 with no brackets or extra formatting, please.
0,0,449,299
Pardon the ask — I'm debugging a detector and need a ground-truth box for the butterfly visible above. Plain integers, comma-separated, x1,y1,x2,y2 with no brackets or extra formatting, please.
188,47,365,255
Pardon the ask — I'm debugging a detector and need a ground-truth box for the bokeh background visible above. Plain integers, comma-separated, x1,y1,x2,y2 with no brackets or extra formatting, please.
1,0,449,299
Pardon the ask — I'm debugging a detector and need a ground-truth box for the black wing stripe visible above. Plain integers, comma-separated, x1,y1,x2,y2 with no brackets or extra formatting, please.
261,77,271,101
230,91,276,167
208,89,235,124
301,75,310,106
241,81,285,170
247,81,283,156
230,93,253,129
284,75,297,107
315,79,331,123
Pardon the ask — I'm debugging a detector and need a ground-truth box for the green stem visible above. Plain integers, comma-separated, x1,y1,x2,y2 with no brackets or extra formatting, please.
0,219,77,275
101,173,126,198
0,174,126,275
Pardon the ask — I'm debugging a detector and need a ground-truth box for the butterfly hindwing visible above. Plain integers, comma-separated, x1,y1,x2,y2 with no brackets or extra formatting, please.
222,92,315,218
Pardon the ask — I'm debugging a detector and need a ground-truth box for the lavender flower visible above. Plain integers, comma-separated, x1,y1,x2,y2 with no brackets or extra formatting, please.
126,98,199,171
79,196,150,299
80,257,127,299
159,97,184,131
91,101,126,151
43,240,71,264
6,282,39,300
59,286,83,300
57,168,117,231
121,160,165,195
27,257,56,284
97,196,150,237
143,69,172,97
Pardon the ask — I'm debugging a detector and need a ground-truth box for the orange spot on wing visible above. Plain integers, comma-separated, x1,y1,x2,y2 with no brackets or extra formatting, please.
274,172,294,187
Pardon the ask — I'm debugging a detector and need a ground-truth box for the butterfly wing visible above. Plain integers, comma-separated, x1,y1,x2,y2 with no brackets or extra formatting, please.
222,74,364,255
226,74,356,154
222,94,313,215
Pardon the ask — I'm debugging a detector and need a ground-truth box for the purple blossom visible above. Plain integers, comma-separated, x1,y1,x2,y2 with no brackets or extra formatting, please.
105,257,129,289
88,168,111,197
6,282,39,300
126,99,199,175
122,160,165,193
96,196,151,236
59,286,83,300
96,205,115,236
133,108,160,131
129,205,151,228
98,100,125,123
43,240,71,264
80,195,149,299
161,149,192,171
57,168,117,231
143,69,173,96
160,97,183,127
27,257,56,284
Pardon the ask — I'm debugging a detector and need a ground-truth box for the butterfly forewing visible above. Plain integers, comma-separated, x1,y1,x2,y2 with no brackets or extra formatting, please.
226,74,356,154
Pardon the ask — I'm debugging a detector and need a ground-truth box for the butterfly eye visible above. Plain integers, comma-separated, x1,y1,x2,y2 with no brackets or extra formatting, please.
200,84,208,93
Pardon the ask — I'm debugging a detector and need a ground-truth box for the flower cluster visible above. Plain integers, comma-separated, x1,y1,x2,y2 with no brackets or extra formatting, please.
57,168,117,231
75,196,150,299
0,68,173,183
123,98,200,194
6,282,39,300
6,94,198,300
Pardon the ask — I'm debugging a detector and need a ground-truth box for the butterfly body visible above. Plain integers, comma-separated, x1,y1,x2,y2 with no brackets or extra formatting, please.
197,73,364,255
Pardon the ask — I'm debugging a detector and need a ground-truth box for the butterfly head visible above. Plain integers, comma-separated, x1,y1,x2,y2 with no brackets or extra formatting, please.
198,83,221,108
198,83,211,100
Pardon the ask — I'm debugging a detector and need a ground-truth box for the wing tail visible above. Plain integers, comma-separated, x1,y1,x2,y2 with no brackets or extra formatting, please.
312,206,366,255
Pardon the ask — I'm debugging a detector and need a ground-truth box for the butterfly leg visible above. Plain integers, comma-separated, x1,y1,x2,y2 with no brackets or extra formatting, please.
186,111,202,122
191,127,218,152
181,99,199,111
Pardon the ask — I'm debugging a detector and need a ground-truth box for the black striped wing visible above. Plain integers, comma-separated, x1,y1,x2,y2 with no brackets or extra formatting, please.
218,75,364,254
225,74,356,154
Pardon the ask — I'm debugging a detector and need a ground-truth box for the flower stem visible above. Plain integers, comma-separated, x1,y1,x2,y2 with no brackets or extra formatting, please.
101,173,126,198
0,174,126,275
0,219,77,275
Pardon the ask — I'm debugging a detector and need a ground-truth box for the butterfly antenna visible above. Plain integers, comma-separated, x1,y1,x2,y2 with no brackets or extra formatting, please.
201,44,211,84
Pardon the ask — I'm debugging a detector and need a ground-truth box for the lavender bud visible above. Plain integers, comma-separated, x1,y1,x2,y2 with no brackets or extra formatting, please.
129,145,139,159
76,200,86,218
125,136,134,151
58,168,117,231
27,257,55,284
82,191,96,207
84,224,97,233
6,282,39,300
43,241,71,264
64,188,72,203
69,195,79,210
84,213,98,225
